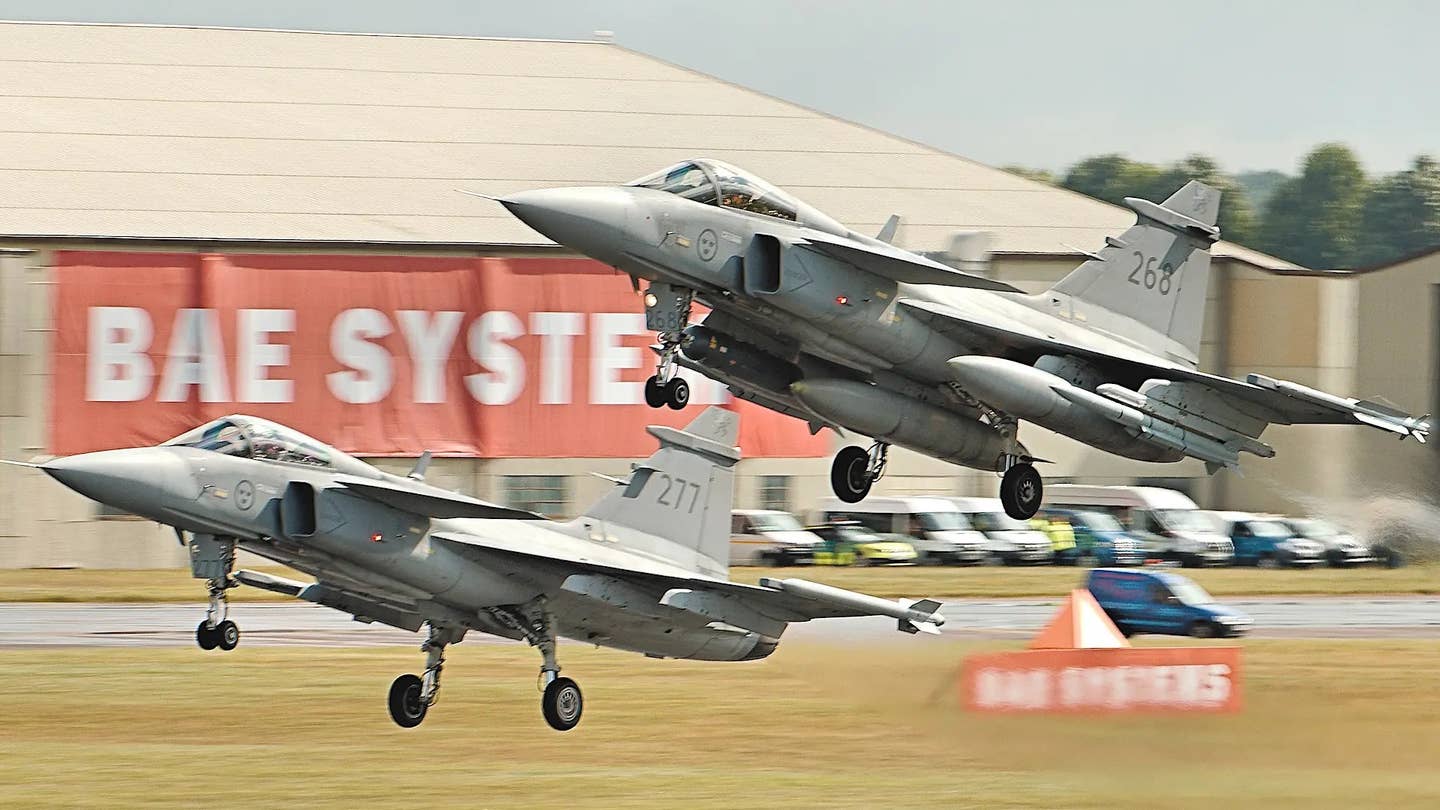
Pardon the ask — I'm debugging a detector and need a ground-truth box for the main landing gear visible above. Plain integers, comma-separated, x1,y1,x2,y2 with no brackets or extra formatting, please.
998,457,1043,521
830,441,888,503
187,533,241,652
387,600,583,732
643,282,693,411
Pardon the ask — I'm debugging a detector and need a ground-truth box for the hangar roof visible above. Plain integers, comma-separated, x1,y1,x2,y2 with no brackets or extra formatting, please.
0,21,1299,271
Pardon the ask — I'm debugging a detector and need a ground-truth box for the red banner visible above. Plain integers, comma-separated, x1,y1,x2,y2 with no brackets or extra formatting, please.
960,647,1243,714
52,251,829,458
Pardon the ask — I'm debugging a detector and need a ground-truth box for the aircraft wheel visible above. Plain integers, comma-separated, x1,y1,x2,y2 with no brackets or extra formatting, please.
830,446,872,503
195,621,219,651
664,377,690,410
643,375,667,409
542,677,584,732
388,674,428,728
215,620,240,651
1000,463,1043,520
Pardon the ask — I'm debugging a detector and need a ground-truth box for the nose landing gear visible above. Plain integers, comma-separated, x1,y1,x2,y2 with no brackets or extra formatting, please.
643,282,694,411
187,533,241,651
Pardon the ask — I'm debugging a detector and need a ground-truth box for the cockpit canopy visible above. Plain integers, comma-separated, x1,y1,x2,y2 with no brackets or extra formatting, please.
165,416,339,469
628,159,843,233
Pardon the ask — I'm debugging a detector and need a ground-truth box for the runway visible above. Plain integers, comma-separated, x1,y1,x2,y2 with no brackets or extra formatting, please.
2,595,1437,648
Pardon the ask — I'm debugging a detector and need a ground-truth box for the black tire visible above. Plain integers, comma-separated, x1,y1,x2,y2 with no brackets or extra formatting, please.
999,464,1043,520
1381,547,1406,569
542,677,583,732
1180,554,1201,569
1188,620,1216,639
215,620,240,651
388,674,427,728
643,375,666,409
1115,623,1137,639
195,621,218,651
830,446,872,503
664,377,689,410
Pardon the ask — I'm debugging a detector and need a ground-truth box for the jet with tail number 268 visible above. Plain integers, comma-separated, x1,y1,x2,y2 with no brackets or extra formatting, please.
10,408,943,731
492,160,1429,518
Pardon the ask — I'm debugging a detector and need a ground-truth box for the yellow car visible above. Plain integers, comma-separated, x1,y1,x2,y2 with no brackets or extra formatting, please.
808,522,918,566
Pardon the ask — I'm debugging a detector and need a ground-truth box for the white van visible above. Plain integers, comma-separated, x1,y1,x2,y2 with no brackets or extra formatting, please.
1042,485,1234,567
729,510,821,566
817,496,989,565
948,497,1054,565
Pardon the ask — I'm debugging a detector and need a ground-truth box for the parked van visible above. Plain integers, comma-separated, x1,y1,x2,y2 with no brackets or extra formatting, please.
1086,568,1252,638
729,509,820,567
948,497,1053,565
1043,485,1234,567
1208,512,1323,568
1038,507,1146,566
1279,516,1377,567
818,496,989,565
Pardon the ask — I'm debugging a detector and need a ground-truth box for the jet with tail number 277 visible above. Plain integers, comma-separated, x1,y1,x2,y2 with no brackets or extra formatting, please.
12,408,943,731
492,160,1430,518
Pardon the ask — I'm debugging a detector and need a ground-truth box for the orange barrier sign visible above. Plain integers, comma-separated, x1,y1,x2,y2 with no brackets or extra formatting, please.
51,251,830,458
960,646,1243,714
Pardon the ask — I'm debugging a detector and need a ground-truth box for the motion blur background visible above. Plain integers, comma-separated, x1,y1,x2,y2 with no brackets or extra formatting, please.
1,2,1439,568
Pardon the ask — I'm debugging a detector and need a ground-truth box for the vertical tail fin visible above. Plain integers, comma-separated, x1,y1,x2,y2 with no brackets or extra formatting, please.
582,407,740,572
1048,181,1222,365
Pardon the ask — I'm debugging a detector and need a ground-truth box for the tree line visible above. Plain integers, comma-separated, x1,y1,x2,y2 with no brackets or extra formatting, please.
1005,144,1440,270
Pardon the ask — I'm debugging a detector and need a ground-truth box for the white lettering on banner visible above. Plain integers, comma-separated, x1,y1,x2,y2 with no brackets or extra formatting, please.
238,309,295,403
158,308,229,402
1009,664,1236,711
465,311,524,405
327,308,394,404
397,310,463,404
591,312,646,405
531,312,584,404
87,306,154,402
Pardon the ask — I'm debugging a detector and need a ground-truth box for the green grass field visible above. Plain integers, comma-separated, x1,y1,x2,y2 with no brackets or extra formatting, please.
0,640,1436,808
2,563,1435,603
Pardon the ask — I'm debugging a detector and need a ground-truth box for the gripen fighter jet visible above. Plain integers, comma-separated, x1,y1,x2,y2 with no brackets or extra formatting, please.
18,409,944,731
494,160,1430,518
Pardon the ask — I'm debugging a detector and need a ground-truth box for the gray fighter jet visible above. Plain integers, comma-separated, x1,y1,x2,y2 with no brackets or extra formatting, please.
15,408,944,731
493,160,1430,518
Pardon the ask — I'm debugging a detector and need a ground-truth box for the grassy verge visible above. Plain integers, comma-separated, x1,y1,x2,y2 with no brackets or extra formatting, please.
2,563,1434,603
0,640,1436,808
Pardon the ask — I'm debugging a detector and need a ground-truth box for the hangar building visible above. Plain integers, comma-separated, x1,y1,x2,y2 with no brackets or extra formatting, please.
0,21,1425,568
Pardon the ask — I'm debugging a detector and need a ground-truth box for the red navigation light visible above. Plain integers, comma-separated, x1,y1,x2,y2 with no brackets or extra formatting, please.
370,532,384,543
835,295,849,306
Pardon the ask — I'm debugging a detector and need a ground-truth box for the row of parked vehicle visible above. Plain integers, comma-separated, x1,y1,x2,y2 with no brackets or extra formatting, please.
730,485,1403,569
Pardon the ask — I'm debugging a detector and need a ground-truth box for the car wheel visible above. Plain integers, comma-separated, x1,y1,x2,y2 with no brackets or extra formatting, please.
1188,621,1216,639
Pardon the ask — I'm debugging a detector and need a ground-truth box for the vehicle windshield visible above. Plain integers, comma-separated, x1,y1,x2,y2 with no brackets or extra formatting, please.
750,513,803,532
1290,518,1338,539
164,416,334,468
1156,509,1216,533
1244,520,1294,538
917,512,970,531
1167,579,1216,606
970,512,1029,532
1076,511,1124,532
628,159,799,221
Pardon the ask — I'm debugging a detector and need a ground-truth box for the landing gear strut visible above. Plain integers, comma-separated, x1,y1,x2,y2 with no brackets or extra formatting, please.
388,622,465,729
999,457,1043,520
830,442,888,503
188,533,240,651
488,599,584,732
643,282,693,411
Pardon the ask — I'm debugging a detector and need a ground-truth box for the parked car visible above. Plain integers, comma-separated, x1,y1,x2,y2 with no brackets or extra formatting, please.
1044,485,1234,567
1039,508,1146,566
1278,517,1377,567
817,496,988,565
1208,512,1324,568
949,498,1053,565
1086,568,1252,639
808,521,917,566
728,509,819,567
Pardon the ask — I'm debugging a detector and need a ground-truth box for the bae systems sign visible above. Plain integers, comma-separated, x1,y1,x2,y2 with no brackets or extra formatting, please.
960,647,1243,714
52,252,827,458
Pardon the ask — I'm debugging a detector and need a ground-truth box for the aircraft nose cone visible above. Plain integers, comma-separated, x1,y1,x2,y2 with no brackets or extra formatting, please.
43,449,195,518
500,187,636,261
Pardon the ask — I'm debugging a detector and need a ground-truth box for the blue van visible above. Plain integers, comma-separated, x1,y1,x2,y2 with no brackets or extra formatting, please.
1040,508,1146,566
1085,568,1252,639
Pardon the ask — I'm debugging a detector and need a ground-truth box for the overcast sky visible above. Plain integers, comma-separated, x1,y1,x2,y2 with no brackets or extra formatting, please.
1,0,1434,175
